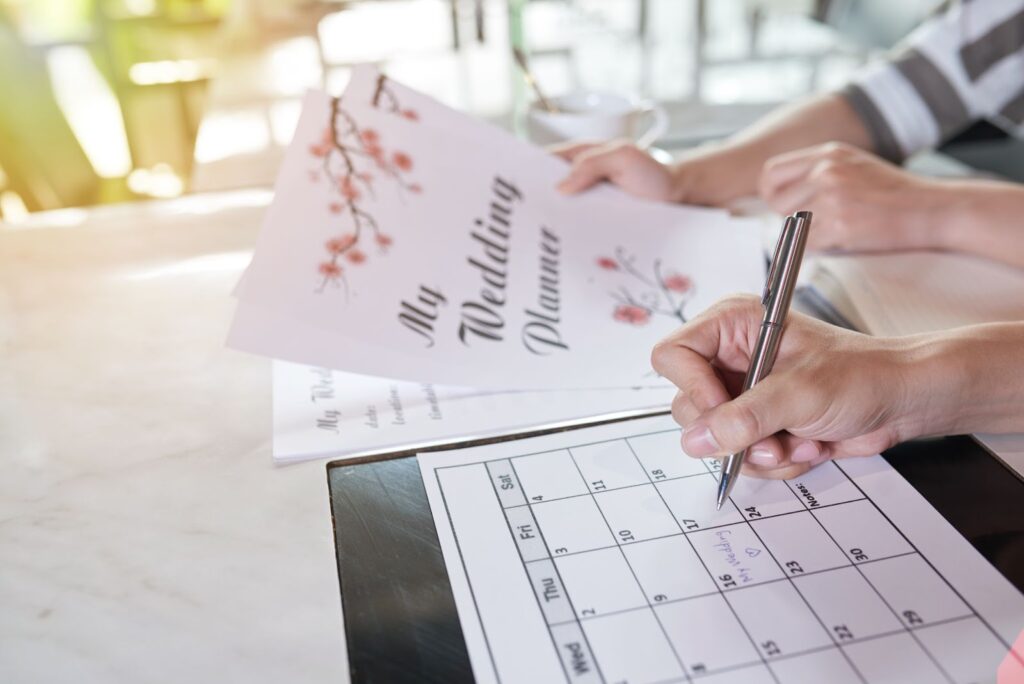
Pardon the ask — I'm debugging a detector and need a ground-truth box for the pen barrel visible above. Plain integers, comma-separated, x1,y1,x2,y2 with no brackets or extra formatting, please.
741,322,784,393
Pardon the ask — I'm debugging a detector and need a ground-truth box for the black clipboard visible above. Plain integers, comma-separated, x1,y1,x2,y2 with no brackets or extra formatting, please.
326,426,1024,683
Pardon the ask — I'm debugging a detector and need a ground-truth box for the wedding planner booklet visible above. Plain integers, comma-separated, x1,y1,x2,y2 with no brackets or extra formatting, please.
228,66,765,390
420,414,1024,684
272,361,673,464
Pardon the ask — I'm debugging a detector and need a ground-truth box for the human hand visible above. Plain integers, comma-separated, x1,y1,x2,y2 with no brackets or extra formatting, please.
759,142,949,253
650,296,931,479
552,140,680,202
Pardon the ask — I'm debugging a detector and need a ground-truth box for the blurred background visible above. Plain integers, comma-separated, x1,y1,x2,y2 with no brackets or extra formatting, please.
0,0,949,220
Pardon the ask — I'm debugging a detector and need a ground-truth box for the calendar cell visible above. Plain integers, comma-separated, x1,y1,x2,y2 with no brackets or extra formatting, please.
656,475,743,532
532,495,615,555
788,461,863,508
594,485,679,544
843,633,948,683
813,499,913,563
504,505,549,562
727,477,804,520
859,554,972,627
512,450,589,502
655,594,762,675
622,535,717,604
627,430,709,480
548,622,602,683
688,523,785,591
582,609,685,683
554,547,648,619
767,648,863,684
569,440,650,492
725,582,833,659
751,512,849,576
525,559,576,625
691,663,776,683
916,616,1009,683
486,459,526,508
793,566,902,642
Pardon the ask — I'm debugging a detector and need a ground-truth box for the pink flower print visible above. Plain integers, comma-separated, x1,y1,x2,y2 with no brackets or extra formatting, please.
401,108,419,121
597,257,619,271
360,128,380,145
319,261,343,279
309,126,334,157
326,234,357,255
338,175,361,201
375,234,393,249
357,171,373,184
663,273,693,293
613,304,650,326
346,249,367,264
328,202,343,214
392,151,412,171
408,183,422,194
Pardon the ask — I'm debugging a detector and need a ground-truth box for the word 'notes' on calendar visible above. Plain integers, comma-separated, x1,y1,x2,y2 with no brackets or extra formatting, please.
420,415,1024,684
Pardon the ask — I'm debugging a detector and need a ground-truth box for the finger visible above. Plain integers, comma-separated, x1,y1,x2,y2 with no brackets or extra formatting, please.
745,435,787,468
763,176,818,216
555,147,624,194
671,391,704,430
548,140,601,162
758,145,828,198
680,374,811,458
741,459,816,480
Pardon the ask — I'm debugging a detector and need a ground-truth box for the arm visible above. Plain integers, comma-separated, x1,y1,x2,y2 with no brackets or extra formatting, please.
934,178,1024,269
650,296,1024,480
669,94,873,206
554,93,873,206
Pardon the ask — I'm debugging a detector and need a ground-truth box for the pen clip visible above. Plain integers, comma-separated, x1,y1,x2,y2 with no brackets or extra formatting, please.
762,216,795,310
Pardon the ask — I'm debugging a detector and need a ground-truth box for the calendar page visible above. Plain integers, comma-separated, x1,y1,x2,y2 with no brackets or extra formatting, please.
419,415,1024,684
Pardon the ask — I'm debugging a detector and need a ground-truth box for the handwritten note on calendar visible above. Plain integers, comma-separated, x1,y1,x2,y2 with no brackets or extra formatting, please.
420,415,1024,683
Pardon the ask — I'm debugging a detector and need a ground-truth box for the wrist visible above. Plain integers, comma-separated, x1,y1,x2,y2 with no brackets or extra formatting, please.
892,333,973,439
669,141,762,206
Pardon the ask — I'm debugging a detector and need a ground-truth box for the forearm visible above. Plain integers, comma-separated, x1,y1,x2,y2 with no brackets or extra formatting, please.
932,179,1024,268
671,93,874,205
900,322,1024,437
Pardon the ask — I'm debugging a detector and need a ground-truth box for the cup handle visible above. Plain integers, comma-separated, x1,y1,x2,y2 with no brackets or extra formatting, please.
636,101,669,150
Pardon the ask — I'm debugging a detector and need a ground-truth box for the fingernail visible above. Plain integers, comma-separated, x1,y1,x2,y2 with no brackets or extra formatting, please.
682,424,720,457
747,448,778,467
792,442,820,463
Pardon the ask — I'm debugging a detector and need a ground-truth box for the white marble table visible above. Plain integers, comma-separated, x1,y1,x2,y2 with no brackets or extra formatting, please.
0,190,348,682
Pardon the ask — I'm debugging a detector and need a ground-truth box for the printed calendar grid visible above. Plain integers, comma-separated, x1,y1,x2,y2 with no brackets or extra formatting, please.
434,427,1012,683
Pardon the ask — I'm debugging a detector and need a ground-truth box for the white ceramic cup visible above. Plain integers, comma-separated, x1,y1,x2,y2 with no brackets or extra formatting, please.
526,92,669,149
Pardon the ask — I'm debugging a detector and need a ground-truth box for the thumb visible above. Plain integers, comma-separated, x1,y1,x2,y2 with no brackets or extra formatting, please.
556,148,619,194
681,377,795,457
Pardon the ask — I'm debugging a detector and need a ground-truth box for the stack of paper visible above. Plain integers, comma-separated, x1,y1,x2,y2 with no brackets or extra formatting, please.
809,252,1024,336
228,67,767,464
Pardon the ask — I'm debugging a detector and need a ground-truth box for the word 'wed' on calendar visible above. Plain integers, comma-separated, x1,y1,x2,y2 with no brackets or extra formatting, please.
420,415,1024,684
227,66,766,390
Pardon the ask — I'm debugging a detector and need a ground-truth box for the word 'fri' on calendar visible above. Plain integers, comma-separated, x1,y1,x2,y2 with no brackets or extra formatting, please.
420,415,1024,684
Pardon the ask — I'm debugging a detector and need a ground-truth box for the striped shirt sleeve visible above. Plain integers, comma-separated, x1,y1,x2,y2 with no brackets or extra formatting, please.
840,0,1024,161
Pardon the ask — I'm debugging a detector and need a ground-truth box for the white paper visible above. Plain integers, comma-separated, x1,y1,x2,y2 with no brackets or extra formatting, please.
420,414,1024,683
228,66,765,389
812,252,1024,337
272,361,674,464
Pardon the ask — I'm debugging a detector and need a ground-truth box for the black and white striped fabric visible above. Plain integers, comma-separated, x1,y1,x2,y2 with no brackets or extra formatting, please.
841,0,1024,161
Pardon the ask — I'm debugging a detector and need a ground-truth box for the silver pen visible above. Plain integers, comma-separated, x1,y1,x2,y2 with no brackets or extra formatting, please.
716,211,812,510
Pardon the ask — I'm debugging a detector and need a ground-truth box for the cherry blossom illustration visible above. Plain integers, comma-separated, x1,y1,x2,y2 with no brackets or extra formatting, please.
309,80,421,293
596,247,696,326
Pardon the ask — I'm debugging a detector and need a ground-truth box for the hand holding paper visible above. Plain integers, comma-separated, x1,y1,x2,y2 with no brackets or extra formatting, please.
230,66,766,390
